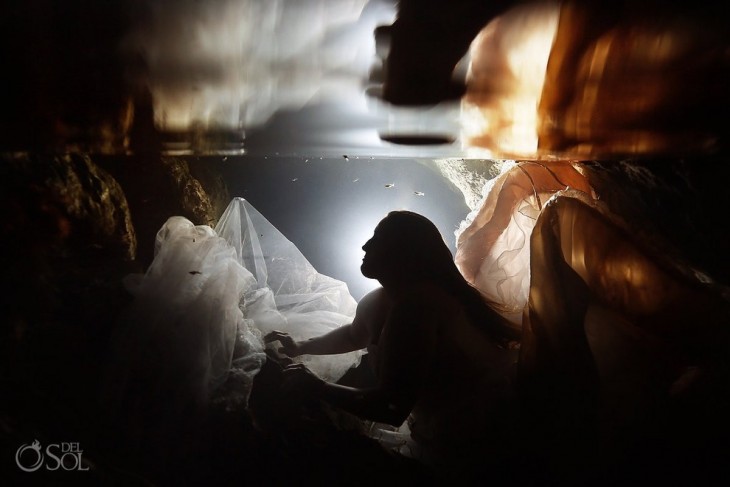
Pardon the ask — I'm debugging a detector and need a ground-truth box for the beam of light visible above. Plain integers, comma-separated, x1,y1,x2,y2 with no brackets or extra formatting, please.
460,2,559,158
124,0,396,132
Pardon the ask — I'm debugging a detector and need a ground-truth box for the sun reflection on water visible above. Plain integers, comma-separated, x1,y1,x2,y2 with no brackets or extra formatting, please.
460,2,560,158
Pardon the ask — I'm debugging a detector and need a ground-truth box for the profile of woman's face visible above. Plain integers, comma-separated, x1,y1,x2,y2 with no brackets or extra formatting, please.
360,218,405,280
360,223,389,279
360,212,443,281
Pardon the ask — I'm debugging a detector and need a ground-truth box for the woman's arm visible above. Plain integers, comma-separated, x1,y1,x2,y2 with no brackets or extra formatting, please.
265,287,387,356
267,324,363,356
282,295,435,425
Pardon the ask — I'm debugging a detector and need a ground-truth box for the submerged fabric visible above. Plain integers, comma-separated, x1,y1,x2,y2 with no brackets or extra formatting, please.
455,160,595,324
110,197,361,418
107,172,729,470
456,160,730,451
215,197,361,381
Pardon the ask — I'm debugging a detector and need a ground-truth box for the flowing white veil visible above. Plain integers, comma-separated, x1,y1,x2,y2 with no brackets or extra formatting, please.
108,198,361,418
215,197,361,381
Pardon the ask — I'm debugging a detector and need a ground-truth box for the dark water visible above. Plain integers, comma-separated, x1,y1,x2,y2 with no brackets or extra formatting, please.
220,156,470,300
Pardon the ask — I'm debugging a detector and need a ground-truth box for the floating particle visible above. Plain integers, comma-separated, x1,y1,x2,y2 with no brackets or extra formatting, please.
694,270,713,284
222,156,228,161
291,178,298,182
384,183,395,188
343,155,349,161
352,178,360,183
414,191,425,196
304,158,309,163
189,270,202,275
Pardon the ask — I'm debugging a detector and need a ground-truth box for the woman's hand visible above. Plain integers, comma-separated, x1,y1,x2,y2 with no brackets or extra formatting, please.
265,331,302,357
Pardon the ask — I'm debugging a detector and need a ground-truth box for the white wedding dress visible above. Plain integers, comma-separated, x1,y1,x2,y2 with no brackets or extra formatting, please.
107,197,362,420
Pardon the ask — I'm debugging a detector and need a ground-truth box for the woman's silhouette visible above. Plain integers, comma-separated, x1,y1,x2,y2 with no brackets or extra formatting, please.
267,210,520,471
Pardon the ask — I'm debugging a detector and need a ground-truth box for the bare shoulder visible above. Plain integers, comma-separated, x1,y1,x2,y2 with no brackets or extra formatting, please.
358,287,388,309
356,287,392,320
351,287,391,339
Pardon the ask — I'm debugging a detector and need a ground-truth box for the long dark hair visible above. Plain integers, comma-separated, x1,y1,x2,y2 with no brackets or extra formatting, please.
379,211,520,345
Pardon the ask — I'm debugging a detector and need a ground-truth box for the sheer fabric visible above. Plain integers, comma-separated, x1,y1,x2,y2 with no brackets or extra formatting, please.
109,197,361,418
456,160,730,456
455,160,595,324
516,190,730,464
215,197,361,381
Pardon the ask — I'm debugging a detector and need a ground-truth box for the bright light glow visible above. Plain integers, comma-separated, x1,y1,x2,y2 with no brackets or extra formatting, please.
460,2,559,158
340,208,388,298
